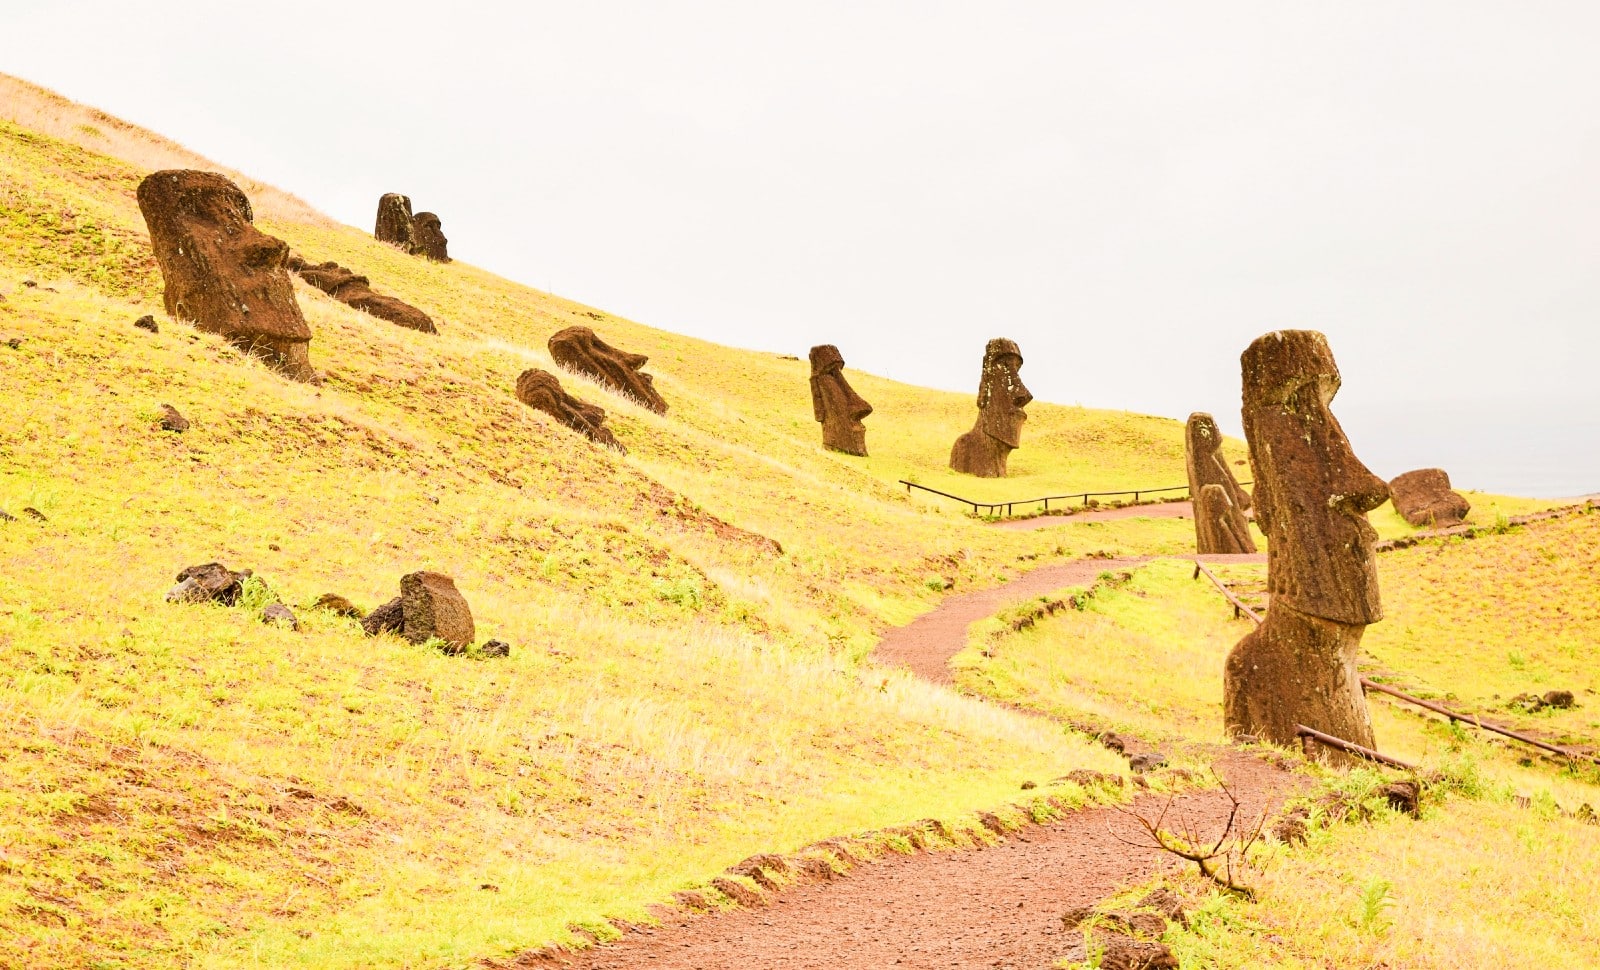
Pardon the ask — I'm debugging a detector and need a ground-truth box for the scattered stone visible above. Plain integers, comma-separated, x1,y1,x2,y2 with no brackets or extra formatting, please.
1382,780,1421,818
548,326,668,414
1060,904,1179,970
1099,732,1127,754
1543,690,1576,709
1574,803,1598,825
4,337,19,349
166,562,248,605
360,596,405,636
1129,752,1167,773
136,170,317,382
374,193,418,251
287,255,437,333
1136,889,1190,928
158,404,189,433
21,507,46,522
0,509,14,522
22,279,36,288
809,344,872,456
1224,331,1388,761
1186,412,1255,554
411,212,450,262
134,314,159,333
949,338,1031,477
1508,692,1548,713
312,593,364,618
708,877,763,907
399,570,476,652
727,854,789,891
1389,468,1471,528
671,890,711,911
261,603,299,630
514,368,624,451
1061,768,1124,789
1020,779,1037,790
479,639,511,658
268,543,280,552
977,811,1007,835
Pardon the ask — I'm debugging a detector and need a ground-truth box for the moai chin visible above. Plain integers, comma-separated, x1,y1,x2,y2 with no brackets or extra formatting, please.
1223,330,1388,763
949,338,1031,477
137,170,316,382
1185,412,1256,554
809,344,872,456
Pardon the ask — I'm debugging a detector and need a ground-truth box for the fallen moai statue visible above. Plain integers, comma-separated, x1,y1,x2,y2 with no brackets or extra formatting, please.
548,326,668,414
1388,467,1470,528
809,344,872,456
1185,412,1256,554
287,255,437,333
950,338,1031,477
515,367,624,452
137,170,317,381
1224,330,1388,764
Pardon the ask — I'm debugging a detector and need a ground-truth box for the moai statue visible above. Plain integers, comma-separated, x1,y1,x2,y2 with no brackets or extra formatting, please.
287,256,437,333
1388,468,1471,528
949,338,1031,477
1185,412,1256,554
1224,331,1388,763
514,368,624,452
412,212,450,262
137,170,316,381
547,326,668,414
374,193,417,251
809,344,872,456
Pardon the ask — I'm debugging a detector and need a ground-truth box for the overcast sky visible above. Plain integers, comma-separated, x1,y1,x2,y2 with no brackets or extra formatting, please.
5,2,1597,494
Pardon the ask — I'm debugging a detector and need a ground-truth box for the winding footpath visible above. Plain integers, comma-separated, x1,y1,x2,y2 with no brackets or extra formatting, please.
536,526,1291,970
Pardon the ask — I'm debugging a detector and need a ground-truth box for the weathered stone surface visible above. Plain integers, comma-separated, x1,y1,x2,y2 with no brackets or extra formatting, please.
134,314,159,333
312,593,363,618
158,404,189,433
399,570,475,652
411,212,449,262
1224,331,1387,763
480,639,511,658
809,344,872,456
1185,412,1256,554
136,170,316,381
167,562,248,605
287,256,437,333
361,596,404,636
949,338,1030,477
514,368,623,451
374,193,417,250
1389,468,1470,528
261,603,299,630
548,326,668,414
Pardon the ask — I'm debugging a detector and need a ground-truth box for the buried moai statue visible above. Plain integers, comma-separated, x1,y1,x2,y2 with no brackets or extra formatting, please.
809,344,872,456
137,170,317,382
374,193,417,251
1389,468,1471,528
514,368,624,452
412,212,449,262
1185,412,1256,554
287,256,437,333
1223,331,1388,764
949,338,1031,477
548,326,668,414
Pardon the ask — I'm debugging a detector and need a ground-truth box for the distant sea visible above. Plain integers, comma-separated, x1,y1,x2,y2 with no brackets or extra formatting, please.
1337,401,1600,500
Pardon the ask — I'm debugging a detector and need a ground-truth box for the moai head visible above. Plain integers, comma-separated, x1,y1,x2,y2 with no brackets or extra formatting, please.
515,368,624,452
547,326,668,414
411,212,450,262
374,193,417,250
1241,330,1387,624
136,170,315,381
808,344,872,456
976,338,1031,449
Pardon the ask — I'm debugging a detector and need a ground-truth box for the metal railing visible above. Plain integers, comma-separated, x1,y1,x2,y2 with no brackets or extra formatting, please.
1296,724,1415,769
898,480,1196,517
1360,677,1600,767
1192,561,1264,624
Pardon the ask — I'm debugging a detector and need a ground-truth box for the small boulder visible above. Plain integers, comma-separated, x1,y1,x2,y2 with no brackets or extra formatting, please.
1060,768,1124,789
168,562,248,605
1382,780,1421,818
159,404,189,433
1136,889,1190,929
1543,690,1576,710
399,570,475,652
360,596,404,636
134,314,159,333
1388,468,1471,529
312,593,364,618
261,603,299,630
479,639,511,658
0,509,15,523
21,507,46,522
1129,752,1168,773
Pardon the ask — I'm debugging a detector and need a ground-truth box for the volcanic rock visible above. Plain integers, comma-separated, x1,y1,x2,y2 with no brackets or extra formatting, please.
548,326,668,414
1388,468,1471,528
1185,412,1255,554
514,367,624,451
949,338,1031,477
361,596,404,636
411,212,449,262
134,314,159,333
261,603,299,630
374,193,417,250
136,170,316,381
287,256,437,333
400,570,475,652
166,562,248,605
809,344,872,456
158,404,189,433
312,593,364,618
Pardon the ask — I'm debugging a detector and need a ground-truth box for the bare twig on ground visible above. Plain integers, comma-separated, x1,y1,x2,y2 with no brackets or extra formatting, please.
1109,771,1266,899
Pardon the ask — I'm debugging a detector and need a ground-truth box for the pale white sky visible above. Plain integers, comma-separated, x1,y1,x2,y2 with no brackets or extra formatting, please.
4,2,1597,493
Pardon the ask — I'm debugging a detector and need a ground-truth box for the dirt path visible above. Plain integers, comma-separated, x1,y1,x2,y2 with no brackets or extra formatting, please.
535,552,1282,970
991,499,1193,530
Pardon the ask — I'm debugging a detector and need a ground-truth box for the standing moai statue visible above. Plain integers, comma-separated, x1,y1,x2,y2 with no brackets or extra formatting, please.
374,193,417,251
137,170,317,382
548,326,668,414
809,345,872,456
412,212,450,262
949,338,1031,477
1185,412,1256,554
1388,468,1471,528
1223,331,1388,763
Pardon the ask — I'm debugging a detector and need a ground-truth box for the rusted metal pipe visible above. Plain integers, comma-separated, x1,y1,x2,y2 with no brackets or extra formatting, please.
1295,724,1416,769
1359,677,1599,765
1192,560,1263,625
